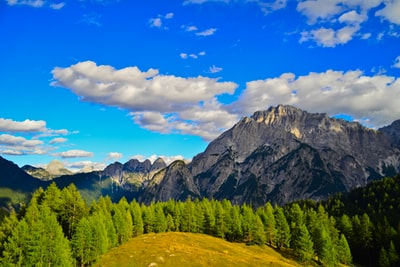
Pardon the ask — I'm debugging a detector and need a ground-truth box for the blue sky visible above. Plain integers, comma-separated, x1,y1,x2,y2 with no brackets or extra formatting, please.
1,0,400,171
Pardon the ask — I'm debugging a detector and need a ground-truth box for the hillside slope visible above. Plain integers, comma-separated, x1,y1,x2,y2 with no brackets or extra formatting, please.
96,232,301,267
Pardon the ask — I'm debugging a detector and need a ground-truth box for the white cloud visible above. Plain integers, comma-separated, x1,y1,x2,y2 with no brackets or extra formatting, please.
49,137,67,144
0,118,46,132
165,12,174,19
52,61,400,141
209,65,223,73
0,134,25,145
182,25,198,32
53,149,94,158
296,0,395,46
50,2,65,10
149,13,174,29
375,0,400,25
180,51,206,59
393,56,400,68
300,25,360,47
107,152,123,161
149,17,162,28
196,28,217,36
0,134,47,155
51,61,237,140
338,10,367,25
232,70,400,128
7,0,45,7
67,161,106,172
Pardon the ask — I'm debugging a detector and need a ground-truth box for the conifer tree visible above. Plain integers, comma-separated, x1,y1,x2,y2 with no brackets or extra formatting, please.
337,234,352,265
292,224,314,264
130,200,144,236
142,205,155,233
59,184,87,239
251,215,266,246
153,204,167,233
379,247,390,267
274,205,290,249
227,205,242,242
113,201,133,244
214,201,226,239
388,240,399,266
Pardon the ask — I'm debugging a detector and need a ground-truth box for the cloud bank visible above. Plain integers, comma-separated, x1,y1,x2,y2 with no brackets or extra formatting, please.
51,61,238,141
52,61,400,141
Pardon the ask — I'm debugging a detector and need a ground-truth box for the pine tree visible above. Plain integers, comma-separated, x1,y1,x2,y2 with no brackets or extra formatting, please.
388,240,399,266
292,224,314,264
112,201,133,244
130,200,144,236
59,184,87,239
214,201,226,239
153,204,167,233
72,217,92,266
227,205,242,242
142,205,155,233
251,215,266,246
3,203,73,266
337,234,352,265
379,247,390,267
274,205,291,249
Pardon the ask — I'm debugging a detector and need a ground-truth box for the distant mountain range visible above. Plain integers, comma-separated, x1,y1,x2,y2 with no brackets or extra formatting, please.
1,105,399,207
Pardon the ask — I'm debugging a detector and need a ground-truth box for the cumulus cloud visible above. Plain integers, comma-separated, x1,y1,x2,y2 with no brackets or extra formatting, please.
296,0,396,47
393,56,400,68
232,70,400,128
196,28,217,36
53,149,94,158
0,134,46,155
107,152,123,161
182,25,198,32
51,61,238,140
7,0,45,7
49,137,67,144
209,65,223,73
180,51,206,59
67,161,106,172
149,13,174,29
52,61,400,141
300,25,360,47
375,0,400,25
50,2,65,10
0,118,46,133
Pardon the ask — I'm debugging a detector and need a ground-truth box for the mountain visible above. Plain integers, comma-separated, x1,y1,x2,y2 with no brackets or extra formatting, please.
22,160,72,180
158,105,400,206
0,156,46,206
2,105,400,207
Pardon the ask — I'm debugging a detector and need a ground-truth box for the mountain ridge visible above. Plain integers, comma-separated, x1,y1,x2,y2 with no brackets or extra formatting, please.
2,105,400,207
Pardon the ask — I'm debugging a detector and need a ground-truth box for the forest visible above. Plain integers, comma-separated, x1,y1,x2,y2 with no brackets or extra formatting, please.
0,176,399,266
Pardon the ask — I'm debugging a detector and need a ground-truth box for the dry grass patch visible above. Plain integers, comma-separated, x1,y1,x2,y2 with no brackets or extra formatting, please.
95,232,302,267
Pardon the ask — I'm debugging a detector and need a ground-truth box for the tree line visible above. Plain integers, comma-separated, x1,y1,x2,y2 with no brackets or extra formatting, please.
0,182,355,266
323,175,400,267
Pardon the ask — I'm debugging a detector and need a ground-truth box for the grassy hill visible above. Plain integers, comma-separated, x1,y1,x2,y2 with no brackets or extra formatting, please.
95,232,301,267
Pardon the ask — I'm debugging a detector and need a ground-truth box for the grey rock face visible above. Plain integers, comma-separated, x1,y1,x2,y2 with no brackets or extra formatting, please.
185,105,400,205
141,160,200,203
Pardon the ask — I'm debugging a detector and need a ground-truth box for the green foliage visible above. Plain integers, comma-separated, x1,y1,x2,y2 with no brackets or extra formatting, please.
0,182,355,266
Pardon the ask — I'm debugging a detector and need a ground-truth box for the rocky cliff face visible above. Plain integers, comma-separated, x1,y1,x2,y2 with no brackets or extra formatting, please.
102,158,167,189
7,105,400,207
167,105,400,205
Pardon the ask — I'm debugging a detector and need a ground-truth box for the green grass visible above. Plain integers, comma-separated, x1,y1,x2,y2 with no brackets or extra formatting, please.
95,232,302,267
